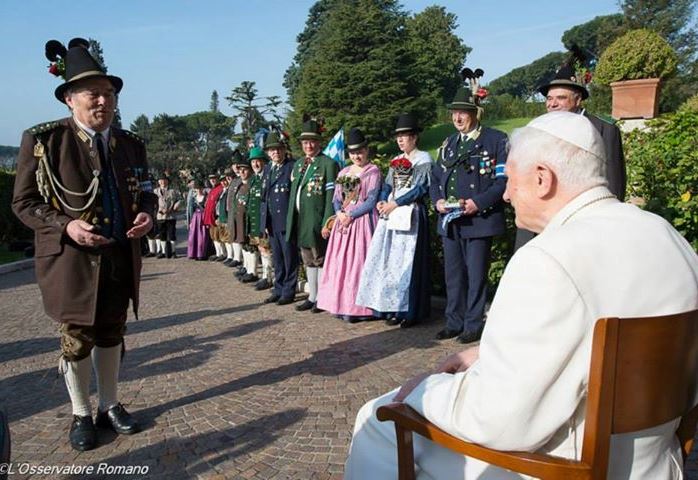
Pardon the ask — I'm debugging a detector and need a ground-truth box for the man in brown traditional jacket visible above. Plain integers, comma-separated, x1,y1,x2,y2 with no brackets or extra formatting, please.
12,38,156,451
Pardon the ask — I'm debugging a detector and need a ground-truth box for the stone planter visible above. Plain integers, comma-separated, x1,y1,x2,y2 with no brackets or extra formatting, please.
610,78,661,119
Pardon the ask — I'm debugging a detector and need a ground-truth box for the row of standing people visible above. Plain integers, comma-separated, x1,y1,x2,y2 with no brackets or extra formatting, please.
179,86,509,347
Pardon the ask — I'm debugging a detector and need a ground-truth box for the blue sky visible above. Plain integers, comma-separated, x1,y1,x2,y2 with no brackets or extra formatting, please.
0,0,622,146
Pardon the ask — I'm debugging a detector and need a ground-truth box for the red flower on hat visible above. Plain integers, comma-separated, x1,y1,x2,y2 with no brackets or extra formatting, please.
47,58,66,79
476,87,489,99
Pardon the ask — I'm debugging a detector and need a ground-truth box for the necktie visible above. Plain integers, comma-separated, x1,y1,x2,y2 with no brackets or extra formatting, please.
94,133,108,169
299,156,312,179
94,133,125,242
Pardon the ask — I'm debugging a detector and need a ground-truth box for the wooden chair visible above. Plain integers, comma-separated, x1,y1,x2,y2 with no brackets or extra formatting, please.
377,310,698,480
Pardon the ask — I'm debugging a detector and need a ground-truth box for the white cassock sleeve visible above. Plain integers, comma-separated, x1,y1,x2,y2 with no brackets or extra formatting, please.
405,245,593,451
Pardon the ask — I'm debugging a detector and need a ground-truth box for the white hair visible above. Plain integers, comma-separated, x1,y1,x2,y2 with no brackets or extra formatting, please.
509,126,607,192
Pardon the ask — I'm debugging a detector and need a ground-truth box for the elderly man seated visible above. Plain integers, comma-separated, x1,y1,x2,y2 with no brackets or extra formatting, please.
344,112,698,480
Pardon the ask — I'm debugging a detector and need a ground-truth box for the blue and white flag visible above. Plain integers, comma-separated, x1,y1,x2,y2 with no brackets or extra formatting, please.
323,128,345,168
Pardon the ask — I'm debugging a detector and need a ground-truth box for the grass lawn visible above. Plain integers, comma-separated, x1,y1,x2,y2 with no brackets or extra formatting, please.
0,245,26,265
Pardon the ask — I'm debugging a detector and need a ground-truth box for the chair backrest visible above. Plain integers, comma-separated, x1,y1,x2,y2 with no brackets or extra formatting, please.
582,310,698,478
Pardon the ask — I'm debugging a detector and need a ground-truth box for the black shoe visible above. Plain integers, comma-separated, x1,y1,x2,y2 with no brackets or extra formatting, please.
242,273,259,283
144,252,155,258
255,279,272,290
95,403,141,435
222,258,234,266
156,253,166,259
277,296,295,305
436,328,461,340
385,317,401,326
215,255,227,262
69,415,97,451
229,260,242,267
234,268,247,279
208,254,219,261
311,304,324,314
347,316,365,324
400,319,417,329
457,326,484,344
295,300,314,311
264,294,281,304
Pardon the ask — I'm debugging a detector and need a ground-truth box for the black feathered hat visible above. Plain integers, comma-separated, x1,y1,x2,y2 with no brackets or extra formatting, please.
46,38,123,103
538,45,591,100
299,114,325,140
448,67,487,110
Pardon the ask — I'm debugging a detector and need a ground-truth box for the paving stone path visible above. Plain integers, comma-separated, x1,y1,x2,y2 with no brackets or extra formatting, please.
1,227,696,479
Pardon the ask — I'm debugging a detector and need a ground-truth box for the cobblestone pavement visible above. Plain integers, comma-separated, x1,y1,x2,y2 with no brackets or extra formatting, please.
1,231,697,480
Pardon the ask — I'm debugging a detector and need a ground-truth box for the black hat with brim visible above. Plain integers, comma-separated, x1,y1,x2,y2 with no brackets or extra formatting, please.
394,113,422,134
447,86,478,111
49,40,123,103
299,119,322,140
346,128,368,152
236,158,252,169
538,64,589,100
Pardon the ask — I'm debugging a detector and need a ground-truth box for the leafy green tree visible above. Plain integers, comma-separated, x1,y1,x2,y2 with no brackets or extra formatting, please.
226,81,282,148
284,0,338,102
487,51,566,99
287,0,469,140
130,114,151,141
292,0,412,139
620,0,697,110
146,114,196,174
561,14,626,60
185,111,236,172
621,0,696,61
405,6,471,106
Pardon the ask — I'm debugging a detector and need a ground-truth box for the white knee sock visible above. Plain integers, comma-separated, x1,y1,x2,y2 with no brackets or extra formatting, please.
91,345,121,411
147,239,157,254
168,241,176,256
214,241,223,257
233,243,243,262
157,239,166,254
242,250,253,273
251,251,260,276
261,254,272,280
225,243,233,260
62,356,92,417
307,267,318,302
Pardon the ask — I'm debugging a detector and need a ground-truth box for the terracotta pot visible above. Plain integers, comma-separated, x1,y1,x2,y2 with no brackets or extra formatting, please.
610,78,661,119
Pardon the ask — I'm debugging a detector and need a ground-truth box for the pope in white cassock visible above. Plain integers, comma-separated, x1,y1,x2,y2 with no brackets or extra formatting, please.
344,111,698,480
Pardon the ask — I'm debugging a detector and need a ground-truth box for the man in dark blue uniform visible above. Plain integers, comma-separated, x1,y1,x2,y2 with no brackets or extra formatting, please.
260,132,298,305
430,85,508,344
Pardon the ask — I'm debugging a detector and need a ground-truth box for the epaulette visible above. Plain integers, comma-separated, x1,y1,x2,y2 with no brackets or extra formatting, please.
28,121,62,136
122,130,145,144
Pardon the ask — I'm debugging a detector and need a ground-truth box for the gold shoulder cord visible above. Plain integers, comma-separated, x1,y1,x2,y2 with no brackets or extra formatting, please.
34,139,100,213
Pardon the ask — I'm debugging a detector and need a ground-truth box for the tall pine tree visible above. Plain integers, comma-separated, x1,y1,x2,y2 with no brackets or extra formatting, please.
288,0,469,140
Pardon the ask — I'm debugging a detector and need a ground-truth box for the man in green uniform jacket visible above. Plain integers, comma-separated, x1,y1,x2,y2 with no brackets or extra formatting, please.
285,119,338,312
